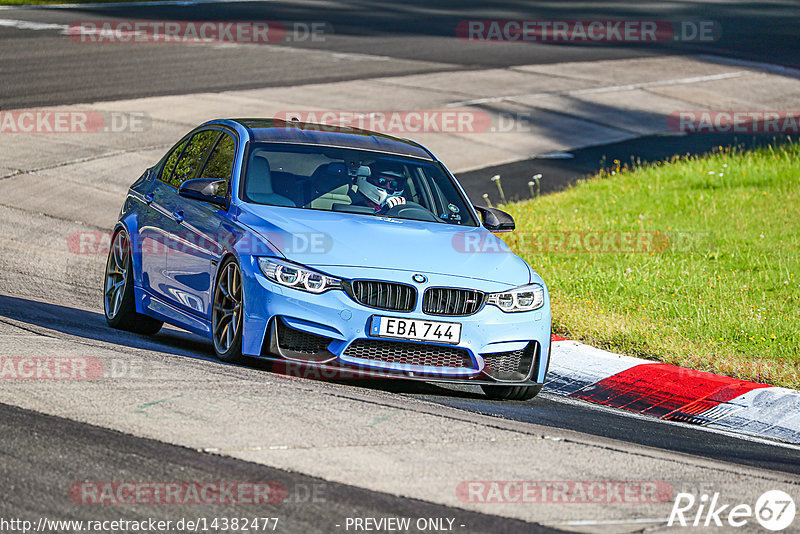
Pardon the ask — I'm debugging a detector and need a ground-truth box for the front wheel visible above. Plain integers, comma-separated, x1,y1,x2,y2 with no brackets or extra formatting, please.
481,384,542,401
104,229,163,335
212,258,244,363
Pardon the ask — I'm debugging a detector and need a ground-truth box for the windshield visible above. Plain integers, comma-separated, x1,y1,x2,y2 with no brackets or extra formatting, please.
241,143,477,226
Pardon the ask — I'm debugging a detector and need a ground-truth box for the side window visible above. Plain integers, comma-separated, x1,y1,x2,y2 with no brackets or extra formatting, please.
168,130,220,188
160,139,188,184
199,133,236,198
405,173,423,205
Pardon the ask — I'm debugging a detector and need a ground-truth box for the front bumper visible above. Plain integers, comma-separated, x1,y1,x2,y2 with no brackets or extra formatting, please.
239,258,551,385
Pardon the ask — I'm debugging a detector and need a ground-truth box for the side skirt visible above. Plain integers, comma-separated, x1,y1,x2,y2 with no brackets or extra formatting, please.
134,286,211,338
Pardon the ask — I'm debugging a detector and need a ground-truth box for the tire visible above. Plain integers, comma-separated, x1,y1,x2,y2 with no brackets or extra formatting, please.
211,257,244,363
104,229,163,335
481,384,542,401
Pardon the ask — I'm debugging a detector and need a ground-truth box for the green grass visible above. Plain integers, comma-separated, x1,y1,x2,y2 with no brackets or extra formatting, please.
502,142,800,388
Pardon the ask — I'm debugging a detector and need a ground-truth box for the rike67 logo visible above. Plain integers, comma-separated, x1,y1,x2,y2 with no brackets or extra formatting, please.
669,490,796,531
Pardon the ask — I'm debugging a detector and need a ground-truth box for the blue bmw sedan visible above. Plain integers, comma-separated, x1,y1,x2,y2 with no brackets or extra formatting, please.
104,119,551,400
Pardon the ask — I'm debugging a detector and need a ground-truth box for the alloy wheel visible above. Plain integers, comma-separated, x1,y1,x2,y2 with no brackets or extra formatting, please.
104,230,129,319
213,261,242,354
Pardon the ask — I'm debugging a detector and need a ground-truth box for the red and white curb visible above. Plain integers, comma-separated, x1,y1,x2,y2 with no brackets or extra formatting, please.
546,336,800,444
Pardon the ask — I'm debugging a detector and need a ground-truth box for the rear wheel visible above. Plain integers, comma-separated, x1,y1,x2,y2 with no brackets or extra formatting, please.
481,384,542,401
212,258,244,363
104,229,163,335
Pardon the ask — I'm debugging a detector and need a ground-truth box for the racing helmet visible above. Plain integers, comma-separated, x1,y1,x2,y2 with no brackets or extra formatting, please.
356,169,405,207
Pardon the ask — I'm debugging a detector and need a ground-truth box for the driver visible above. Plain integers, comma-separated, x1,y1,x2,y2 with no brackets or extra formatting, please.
351,167,407,212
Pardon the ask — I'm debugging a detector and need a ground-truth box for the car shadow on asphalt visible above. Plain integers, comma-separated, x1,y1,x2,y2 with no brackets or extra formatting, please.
0,293,484,398
6,295,800,474
0,293,219,361
326,377,487,399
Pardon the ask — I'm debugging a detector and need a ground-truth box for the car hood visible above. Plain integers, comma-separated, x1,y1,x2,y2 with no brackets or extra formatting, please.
237,204,531,286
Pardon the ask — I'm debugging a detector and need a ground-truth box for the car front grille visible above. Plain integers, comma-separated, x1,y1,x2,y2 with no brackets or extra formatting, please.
482,342,538,381
422,287,484,316
276,319,332,355
349,280,416,312
344,339,473,369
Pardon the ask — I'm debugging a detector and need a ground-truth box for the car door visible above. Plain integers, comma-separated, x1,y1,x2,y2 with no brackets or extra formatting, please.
155,129,220,312
138,136,189,297
166,130,236,318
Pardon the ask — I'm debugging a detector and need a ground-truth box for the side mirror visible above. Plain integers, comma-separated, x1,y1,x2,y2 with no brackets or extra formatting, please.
474,205,515,232
179,178,228,208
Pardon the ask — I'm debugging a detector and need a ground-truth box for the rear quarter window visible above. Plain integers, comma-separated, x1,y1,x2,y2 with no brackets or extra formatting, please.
160,139,188,184
168,130,220,188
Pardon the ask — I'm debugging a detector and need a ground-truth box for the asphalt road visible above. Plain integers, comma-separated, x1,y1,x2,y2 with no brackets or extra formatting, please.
2,1,800,532
2,292,799,532
0,402,560,534
2,293,799,477
0,0,799,108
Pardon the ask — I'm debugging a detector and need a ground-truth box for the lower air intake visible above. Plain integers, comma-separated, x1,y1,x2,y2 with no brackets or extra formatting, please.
344,339,473,369
482,341,538,381
271,319,333,359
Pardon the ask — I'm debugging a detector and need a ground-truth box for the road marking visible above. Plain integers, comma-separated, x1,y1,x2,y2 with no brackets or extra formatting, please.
134,394,184,414
0,16,398,61
542,392,800,451
546,337,800,446
536,151,574,159
567,71,747,95
0,18,68,33
699,53,800,78
447,71,748,107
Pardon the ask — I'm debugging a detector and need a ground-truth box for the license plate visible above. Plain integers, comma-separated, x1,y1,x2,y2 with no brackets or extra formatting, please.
370,316,462,344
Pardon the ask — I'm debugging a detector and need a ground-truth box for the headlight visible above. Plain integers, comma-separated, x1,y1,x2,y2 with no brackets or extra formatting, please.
486,284,544,312
258,258,342,294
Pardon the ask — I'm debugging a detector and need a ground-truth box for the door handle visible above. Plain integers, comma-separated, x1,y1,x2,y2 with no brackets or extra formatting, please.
143,193,154,204
172,210,184,223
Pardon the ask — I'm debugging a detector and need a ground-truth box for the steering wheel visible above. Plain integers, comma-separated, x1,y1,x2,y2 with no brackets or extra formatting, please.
383,201,439,222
